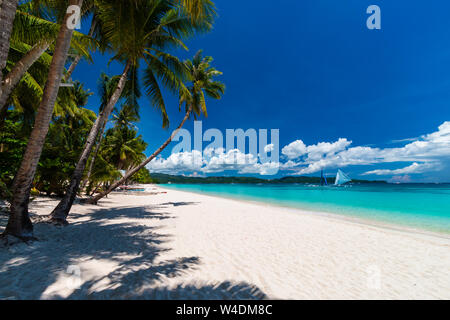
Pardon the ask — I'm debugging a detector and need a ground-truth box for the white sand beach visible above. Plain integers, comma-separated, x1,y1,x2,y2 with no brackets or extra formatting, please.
0,185,449,300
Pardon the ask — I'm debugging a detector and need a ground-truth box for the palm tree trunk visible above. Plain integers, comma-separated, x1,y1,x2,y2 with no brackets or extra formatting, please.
3,0,82,239
0,9,95,115
90,183,101,196
0,41,50,113
63,17,97,82
0,104,7,131
81,117,107,192
50,61,131,223
0,0,19,100
88,105,193,205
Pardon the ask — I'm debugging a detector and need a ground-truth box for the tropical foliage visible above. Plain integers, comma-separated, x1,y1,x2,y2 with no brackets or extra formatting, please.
0,0,223,240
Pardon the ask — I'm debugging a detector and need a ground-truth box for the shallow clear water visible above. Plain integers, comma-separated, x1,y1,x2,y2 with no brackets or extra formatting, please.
162,183,450,234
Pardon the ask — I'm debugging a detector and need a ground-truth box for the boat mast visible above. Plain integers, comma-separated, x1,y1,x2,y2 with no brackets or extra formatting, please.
320,170,328,186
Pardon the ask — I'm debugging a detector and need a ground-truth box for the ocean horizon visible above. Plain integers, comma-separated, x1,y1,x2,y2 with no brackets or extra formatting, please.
161,183,450,234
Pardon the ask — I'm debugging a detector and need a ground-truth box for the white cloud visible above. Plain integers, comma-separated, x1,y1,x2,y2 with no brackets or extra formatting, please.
147,122,450,179
147,150,204,174
264,144,275,153
281,140,307,159
282,138,352,161
305,138,352,161
285,121,450,177
147,148,280,176
362,162,438,176
238,161,281,176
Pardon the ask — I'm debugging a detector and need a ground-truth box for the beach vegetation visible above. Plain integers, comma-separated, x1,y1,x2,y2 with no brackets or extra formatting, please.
0,0,221,241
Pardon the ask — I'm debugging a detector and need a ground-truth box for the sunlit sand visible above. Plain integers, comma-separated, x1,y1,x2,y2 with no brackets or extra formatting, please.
1,186,449,299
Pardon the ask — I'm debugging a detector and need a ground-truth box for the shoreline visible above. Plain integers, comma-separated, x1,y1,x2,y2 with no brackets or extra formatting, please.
1,186,449,299
157,185,450,240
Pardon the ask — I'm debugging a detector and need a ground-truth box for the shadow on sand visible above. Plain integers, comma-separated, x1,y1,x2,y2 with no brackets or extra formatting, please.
0,202,267,300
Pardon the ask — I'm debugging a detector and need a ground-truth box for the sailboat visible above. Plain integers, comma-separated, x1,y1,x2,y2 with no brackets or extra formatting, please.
320,170,328,186
335,169,351,186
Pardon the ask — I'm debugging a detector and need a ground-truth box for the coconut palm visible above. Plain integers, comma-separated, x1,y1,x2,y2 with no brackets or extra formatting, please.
82,72,141,191
89,50,224,203
3,0,85,239
85,105,144,195
36,83,96,196
112,104,140,129
178,0,216,21
0,3,94,114
64,14,97,82
29,0,98,81
50,0,214,224
0,40,50,130
102,126,147,171
2,46,90,132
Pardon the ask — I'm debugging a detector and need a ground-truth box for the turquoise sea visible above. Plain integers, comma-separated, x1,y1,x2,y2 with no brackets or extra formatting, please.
162,183,450,234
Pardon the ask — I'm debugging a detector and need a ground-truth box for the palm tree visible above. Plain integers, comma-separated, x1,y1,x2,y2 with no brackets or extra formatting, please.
88,50,224,204
0,0,19,93
102,125,147,171
3,0,84,239
178,0,216,21
82,72,141,191
50,0,214,224
0,3,94,114
36,82,96,196
64,15,97,82
84,104,144,195
112,104,140,129
2,44,89,131
0,38,51,130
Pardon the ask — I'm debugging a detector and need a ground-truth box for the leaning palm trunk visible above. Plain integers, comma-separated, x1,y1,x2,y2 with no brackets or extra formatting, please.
88,105,193,204
0,41,51,113
63,18,96,82
3,0,82,239
49,61,131,223
0,12,95,113
81,118,107,192
0,0,19,99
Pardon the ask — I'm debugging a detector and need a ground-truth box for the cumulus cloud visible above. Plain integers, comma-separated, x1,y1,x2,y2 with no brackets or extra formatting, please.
281,140,307,159
305,138,352,161
282,138,352,162
147,122,450,179
147,150,204,174
264,144,275,153
147,148,280,176
284,122,450,177
362,162,438,176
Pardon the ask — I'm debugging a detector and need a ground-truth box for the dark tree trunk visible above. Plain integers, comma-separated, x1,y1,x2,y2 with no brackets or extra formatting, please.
0,0,19,87
0,41,50,113
4,0,82,239
88,105,193,204
49,61,131,224
0,0,19,111
81,118,107,192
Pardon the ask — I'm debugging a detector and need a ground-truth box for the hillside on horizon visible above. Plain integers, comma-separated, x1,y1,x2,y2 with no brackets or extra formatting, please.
149,173,389,185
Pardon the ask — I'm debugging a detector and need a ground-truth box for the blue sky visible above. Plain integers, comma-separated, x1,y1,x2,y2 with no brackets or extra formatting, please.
72,0,450,182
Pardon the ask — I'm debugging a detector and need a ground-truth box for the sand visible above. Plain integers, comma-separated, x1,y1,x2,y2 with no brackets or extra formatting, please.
0,185,449,300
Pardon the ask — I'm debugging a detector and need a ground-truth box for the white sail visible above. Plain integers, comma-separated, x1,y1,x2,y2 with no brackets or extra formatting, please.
335,169,351,185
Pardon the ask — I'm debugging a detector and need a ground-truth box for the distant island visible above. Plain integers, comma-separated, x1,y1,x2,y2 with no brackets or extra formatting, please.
149,173,388,185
